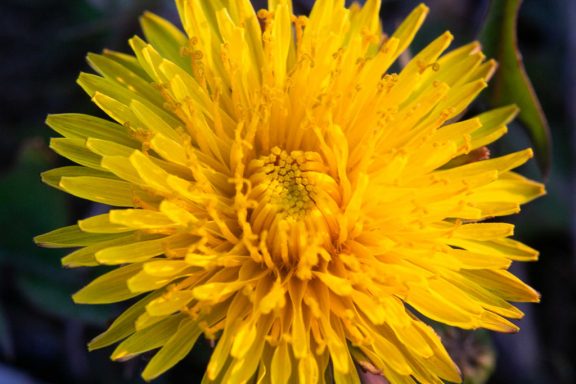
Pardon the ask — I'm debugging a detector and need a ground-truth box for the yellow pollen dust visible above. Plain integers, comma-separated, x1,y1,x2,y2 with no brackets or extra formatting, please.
251,147,317,220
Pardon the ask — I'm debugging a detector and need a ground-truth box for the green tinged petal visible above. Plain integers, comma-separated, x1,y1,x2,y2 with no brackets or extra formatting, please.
46,113,138,147
141,318,203,381
111,314,185,361
140,12,189,70
88,291,162,350
34,225,125,248
73,263,144,304
59,176,136,206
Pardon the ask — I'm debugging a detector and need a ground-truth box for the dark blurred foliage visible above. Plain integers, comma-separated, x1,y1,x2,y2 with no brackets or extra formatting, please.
0,0,573,383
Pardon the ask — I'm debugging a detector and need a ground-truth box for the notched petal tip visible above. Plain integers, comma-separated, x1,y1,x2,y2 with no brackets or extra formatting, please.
442,30,454,41
415,3,430,15
529,288,542,303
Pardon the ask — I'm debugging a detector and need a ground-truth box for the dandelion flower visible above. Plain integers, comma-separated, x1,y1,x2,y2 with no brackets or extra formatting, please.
36,0,545,382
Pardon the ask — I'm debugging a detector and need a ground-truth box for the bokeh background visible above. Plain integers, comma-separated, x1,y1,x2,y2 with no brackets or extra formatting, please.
0,0,573,383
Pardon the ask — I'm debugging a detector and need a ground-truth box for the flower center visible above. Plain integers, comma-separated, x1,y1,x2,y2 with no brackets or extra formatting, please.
246,147,339,272
250,147,317,220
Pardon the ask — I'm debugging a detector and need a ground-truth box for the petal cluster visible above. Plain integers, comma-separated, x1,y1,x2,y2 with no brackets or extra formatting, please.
36,0,544,383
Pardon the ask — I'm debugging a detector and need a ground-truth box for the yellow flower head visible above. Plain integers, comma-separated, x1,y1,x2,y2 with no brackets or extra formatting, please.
36,0,545,382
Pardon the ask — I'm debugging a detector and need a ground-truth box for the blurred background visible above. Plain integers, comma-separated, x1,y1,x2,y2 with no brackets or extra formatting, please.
0,0,573,383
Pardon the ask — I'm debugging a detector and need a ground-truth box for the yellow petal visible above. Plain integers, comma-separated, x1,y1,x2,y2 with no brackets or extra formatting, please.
49,138,103,170
73,263,143,304
46,113,137,147
88,291,161,350
140,11,189,69
41,166,114,192
389,4,428,58
109,209,179,230
230,322,258,358
112,315,184,361
95,235,176,265
142,318,203,381
298,354,320,384
79,213,134,234
103,49,151,79
62,234,150,268
462,269,541,302
448,237,539,264
144,260,192,277
452,223,514,240
313,272,353,296
146,290,195,316
34,225,123,248
270,341,292,384
59,176,136,206
471,105,518,149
